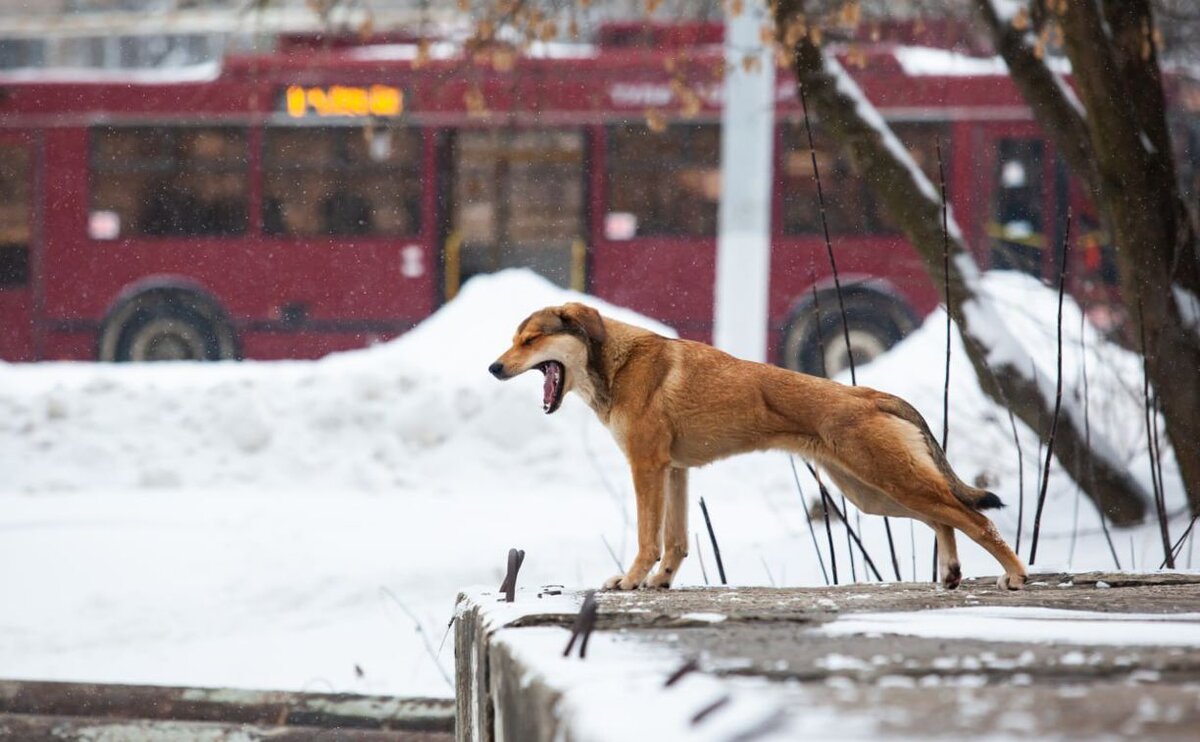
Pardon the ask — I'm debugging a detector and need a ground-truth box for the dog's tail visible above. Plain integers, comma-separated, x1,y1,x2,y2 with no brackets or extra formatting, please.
875,395,1005,511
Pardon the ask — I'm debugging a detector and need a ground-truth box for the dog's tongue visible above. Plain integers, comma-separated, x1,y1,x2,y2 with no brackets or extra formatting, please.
542,363,561,410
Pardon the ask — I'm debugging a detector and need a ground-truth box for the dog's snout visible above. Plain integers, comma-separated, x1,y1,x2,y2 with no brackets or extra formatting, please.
488,361,506,379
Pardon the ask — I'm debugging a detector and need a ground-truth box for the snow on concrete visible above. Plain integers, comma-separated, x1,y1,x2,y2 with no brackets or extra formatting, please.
0,268,1191,698
493,626,854,742
818,606,1200,647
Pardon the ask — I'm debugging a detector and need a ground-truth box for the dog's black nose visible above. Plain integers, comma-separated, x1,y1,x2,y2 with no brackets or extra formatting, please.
488,361,506,379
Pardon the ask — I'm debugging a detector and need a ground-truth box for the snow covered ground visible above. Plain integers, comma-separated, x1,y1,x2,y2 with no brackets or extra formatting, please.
0,269,1192,698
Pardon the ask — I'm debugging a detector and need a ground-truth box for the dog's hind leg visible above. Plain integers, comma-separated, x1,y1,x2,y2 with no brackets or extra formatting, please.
925,501,1026,590
646,467,688,589
828,427,1025,591
603,460,667,591
930,522,962,590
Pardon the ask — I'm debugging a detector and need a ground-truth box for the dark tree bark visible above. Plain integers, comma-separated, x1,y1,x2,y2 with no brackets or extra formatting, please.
975,0,1200,515
775,0,1150,525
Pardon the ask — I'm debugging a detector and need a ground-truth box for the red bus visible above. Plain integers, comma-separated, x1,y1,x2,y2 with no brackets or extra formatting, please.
1,24,1192,370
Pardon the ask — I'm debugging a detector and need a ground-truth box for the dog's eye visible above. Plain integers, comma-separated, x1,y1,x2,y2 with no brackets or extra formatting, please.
522,336,536,346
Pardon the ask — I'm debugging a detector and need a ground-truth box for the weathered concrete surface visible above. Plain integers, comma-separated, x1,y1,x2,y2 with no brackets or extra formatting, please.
0,680,454,732
0,680,454,741
0,713,451,741
456,572,1200,741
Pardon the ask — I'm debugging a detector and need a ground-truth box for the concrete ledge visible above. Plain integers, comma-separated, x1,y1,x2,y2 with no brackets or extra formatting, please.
456,572,1200,741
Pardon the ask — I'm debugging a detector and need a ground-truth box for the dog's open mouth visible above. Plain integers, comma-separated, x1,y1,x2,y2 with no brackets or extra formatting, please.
538,361,566,414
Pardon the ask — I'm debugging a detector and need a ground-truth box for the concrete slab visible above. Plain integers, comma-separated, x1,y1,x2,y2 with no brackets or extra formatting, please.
455,572,1200,741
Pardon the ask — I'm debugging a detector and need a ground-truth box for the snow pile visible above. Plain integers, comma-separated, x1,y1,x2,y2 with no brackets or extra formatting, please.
0,269,670,495
847,270,1173,503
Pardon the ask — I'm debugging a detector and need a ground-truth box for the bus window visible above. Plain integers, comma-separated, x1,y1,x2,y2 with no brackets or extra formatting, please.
988,139,1045,275
90,126,248,238
781,122,944,236
263,125,421,237
0,144,30,287
606,123,719,237
451,128,584,287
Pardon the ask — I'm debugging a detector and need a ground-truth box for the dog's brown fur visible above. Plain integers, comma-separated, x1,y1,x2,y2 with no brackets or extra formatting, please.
490,303,1028,592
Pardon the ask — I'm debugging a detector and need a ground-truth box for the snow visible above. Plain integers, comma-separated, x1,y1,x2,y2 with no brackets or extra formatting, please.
348,41,597,62
1052,71,1087,119
892,46,1072,79
495,626,833,742
955,261,1134,474
0,62,221,84
893,46,1008,77
978,0,1083,120
0,268,1192,698
349,42,461,62
1174,284,1200,338
987,0,1026,24
817,606,1200,647
0,268,671,495
824,54,965,242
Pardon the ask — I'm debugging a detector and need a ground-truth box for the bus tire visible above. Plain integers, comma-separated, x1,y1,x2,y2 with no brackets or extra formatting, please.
782,293,908,378
99,290,237,362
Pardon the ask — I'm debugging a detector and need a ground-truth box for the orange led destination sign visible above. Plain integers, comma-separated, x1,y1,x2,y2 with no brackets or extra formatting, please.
285,84,404,118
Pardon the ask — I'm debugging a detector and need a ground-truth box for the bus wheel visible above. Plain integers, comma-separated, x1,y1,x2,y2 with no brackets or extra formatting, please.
100,291,236,362
782,296,907,378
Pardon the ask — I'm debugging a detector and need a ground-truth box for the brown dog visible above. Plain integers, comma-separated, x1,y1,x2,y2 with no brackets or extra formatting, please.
489,302,1027,592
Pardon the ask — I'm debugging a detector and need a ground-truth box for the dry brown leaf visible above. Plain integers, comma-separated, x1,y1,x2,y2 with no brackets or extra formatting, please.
839,1,861,29
465,87,488,116
846,45,866,69
492,48,515,72
1013,6,1030,32
413,39,431,69
645,108,667,133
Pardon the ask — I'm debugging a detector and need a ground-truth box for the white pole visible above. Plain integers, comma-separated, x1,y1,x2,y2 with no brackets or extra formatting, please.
714,0,775,362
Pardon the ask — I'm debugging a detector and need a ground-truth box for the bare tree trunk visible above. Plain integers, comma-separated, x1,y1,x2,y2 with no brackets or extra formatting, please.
976,0,1200,514
776,1,1150,524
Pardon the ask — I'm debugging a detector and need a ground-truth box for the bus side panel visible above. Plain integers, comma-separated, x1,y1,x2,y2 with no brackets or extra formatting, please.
0,293,35,361
766,236,939,359
38,125,437,361
591,237,716,341
238,332,406,361
39,127,95,357
0,131,37,361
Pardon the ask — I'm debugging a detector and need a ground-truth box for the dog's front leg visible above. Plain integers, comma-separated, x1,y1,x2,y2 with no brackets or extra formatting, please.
645,467,688,588
603,460,667,590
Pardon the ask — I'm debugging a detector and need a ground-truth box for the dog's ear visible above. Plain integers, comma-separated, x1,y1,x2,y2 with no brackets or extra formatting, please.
558,302,606,344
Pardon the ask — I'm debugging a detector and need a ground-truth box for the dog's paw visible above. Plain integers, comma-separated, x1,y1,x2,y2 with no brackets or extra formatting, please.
996,572,1027,591
941,563,962,591
642,571,674,590
601,574,639,591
